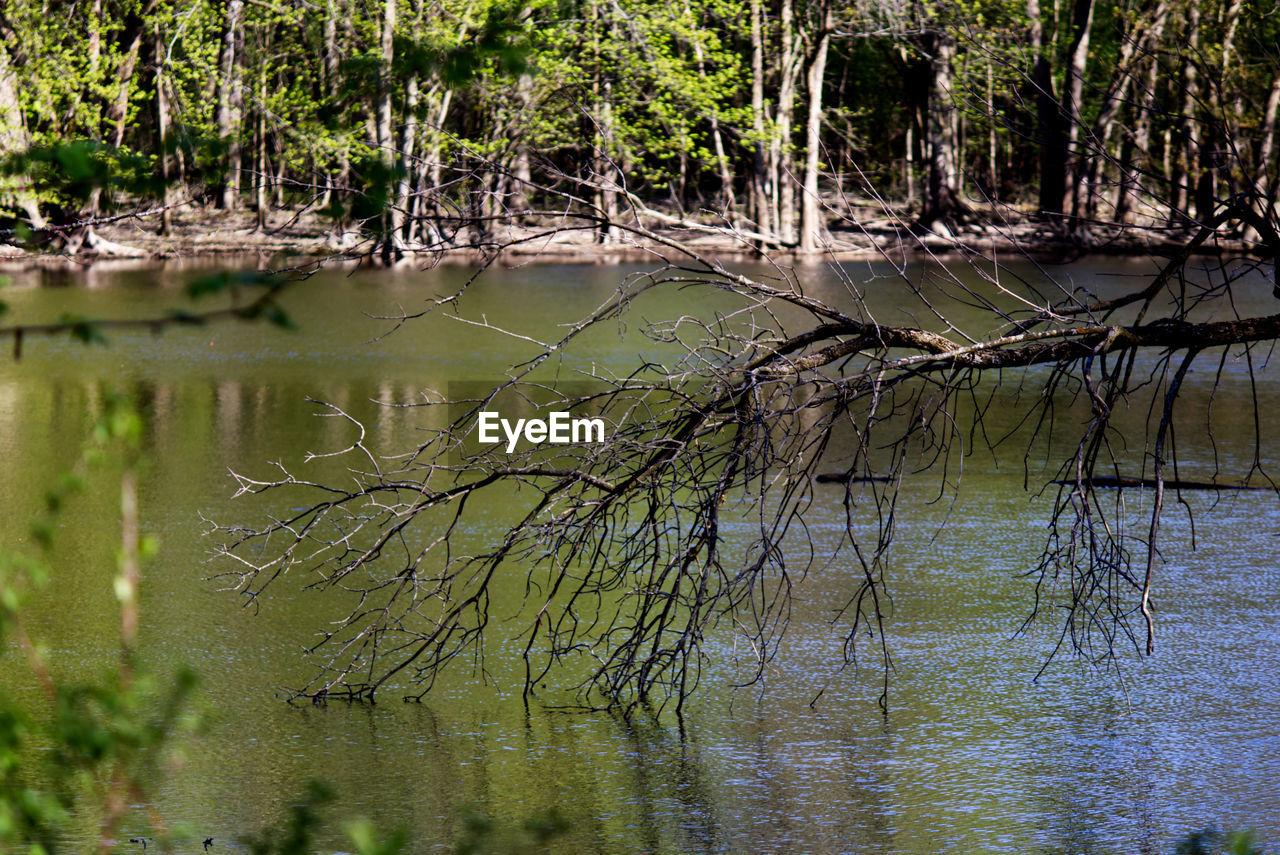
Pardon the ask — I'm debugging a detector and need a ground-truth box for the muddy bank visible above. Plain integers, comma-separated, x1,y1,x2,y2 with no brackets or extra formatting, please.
0,205,1246,275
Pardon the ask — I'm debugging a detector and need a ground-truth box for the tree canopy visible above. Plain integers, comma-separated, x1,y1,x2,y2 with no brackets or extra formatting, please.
1,0,1278,253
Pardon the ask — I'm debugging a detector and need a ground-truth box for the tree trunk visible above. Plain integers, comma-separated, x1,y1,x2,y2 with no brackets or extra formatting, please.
596,80,619,242
398,72,419,244
922,31,961,227
749,0,772,240
1257,69,1280,195
1116,44,1165,224
1171,0,1200,221
590,0,618,244
153,25,173,235
377,0,402,262
321,0,345,217
1200,0,1244,218
774,0,800,245
416,85,451,245
1246,67,1280,242
509,69,535,213
986,59,998,196
904,118,916,209
254,65,268,229
1029,0,1065,218
1063,0,1095,221
215,0,244,210
1084,5,1164,221
799,8,831,254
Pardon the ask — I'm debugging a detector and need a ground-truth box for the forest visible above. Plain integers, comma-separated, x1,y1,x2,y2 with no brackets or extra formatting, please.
1,0,1278,256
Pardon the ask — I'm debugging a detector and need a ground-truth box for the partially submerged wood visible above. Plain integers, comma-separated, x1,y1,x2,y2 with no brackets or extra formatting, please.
1055,476,1276,492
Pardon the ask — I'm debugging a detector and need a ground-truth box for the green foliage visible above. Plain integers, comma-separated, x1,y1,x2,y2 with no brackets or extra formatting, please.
0,395,198,853
1173,828,1268,855
12,0,1247,225
1,141,162,210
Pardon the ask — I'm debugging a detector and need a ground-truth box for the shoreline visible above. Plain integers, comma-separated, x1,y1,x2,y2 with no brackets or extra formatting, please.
0,206,1256,275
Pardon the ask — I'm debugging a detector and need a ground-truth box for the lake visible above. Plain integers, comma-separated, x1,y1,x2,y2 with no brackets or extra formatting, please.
1,255,1278,853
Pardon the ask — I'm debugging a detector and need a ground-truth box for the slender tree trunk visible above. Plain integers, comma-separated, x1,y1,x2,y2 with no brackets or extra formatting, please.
1087,4,1167,221
904,119,916,209
398,72,419,244
1249,68,1280,239
216,0,244,209
590,0,618,244
254,64,267,229
153,26,173,235
1029,0,1065,218
774,0,799,244
323,0,339,95
800,8,831,254
596,80,619,242
922,31,961,227
509,68,535,213
415,84,450,244
377,0,402,262
1257,69,1280,193
1171,0,1200,220
1063,0,1095,220
749,0,772,239
88,0,102,74
986,59,998,196
1117,46,1164,224
1200,0,1243,217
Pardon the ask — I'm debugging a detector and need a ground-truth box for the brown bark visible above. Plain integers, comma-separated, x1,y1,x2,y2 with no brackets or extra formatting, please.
1029,0,1065,217
749,0,772,240
799,7,831,254
922,31,961,227
376,0,403,262
1086,4,1166,221
216,0,244,209
153,26,173,235
1063,0,1095,220
773,0,800,245
1170,0,1200,220
590,0,618,244
1257,69,1280,197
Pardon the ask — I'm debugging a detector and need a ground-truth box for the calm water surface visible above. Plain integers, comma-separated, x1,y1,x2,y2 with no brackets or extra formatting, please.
1,256,1278,853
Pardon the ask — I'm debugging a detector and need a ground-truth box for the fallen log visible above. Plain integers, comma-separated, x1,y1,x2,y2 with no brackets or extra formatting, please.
1053,476,1276,491
815,473,895,484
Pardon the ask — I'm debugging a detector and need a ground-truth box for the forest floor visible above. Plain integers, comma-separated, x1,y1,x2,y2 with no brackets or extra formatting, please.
0,201,1239,274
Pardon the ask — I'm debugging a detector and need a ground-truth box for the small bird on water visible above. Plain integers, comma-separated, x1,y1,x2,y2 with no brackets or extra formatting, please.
203,838,214,851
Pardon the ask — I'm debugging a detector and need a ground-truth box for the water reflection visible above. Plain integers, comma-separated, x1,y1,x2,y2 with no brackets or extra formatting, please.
0,261,1278,853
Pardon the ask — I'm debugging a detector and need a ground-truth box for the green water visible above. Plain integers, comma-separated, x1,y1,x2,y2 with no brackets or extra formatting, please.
1,256,1278,853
